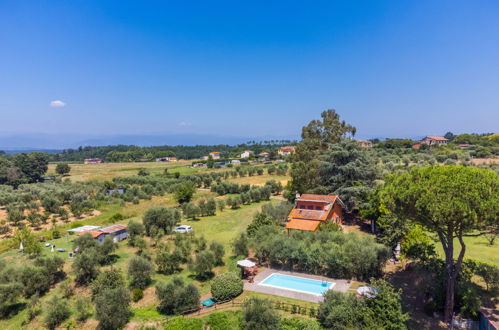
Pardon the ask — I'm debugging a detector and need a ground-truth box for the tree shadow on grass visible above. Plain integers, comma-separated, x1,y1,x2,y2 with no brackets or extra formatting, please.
0,302,27,320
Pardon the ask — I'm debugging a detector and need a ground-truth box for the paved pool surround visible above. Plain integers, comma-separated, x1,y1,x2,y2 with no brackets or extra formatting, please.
244,268,351,303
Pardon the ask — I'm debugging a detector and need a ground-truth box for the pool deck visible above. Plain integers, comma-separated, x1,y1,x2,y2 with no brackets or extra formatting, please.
244,268,351,303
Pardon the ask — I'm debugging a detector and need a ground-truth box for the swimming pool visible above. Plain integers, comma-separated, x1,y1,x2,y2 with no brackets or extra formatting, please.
259,273,335,296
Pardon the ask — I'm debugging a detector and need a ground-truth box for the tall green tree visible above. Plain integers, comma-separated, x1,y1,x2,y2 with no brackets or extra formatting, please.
288,110,356,198
314,140,377,211
14,152,49,183
381,166,498,322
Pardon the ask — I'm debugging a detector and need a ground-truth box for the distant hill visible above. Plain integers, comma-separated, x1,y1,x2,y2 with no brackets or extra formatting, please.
1,148,62,154
0,133,298,149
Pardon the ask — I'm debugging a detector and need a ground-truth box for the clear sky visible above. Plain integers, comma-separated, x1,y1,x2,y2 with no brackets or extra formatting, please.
1,0,498,140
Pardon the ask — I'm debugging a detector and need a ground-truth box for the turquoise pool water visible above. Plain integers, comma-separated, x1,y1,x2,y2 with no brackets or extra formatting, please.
260,273,334,295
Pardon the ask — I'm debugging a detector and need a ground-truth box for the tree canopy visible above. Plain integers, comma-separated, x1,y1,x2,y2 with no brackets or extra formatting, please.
381,165,498,322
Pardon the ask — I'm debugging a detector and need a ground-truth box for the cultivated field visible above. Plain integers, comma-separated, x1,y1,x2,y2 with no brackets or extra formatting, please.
47,160,198,182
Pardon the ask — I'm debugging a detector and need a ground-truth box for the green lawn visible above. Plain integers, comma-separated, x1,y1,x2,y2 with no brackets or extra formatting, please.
434,234,499,266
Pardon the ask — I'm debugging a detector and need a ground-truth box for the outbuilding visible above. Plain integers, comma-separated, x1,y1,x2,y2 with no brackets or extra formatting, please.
99,224,128,242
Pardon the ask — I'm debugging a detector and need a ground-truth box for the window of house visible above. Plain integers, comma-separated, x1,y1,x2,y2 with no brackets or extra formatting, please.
299,204,305,209
307,205,313,210
315,206,322,210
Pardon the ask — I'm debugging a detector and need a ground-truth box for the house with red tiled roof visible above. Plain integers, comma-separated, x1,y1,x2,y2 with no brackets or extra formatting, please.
421,136,448,146
278,146,295,156
285,194,345,232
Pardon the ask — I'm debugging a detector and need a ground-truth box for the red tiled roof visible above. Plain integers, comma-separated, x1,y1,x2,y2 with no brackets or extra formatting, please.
298,194,338,204
280,146,295,151
425,136,448,141
79,230,105,238
99,224,127,234
285,219,321,231
288,208,329,221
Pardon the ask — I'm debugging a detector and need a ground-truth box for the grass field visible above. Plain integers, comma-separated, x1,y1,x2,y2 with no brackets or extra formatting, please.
47,160,201,181
434,234,499,266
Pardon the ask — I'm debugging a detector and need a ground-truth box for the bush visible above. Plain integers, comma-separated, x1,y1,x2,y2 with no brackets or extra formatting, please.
206,311,242,330
164,317,204,330
26,293,42,321
143,206,180,235
211,272,243,301
128,256,154,289
242,297,280,330
156,277,200,315
232,232,249,257
190,250,216,280
318,280,408,330
74,296,93,321
280,317,322,330
174,182,196,204
44,296,71,330
91,268,125,298
95,287,131,330
132,288,144,302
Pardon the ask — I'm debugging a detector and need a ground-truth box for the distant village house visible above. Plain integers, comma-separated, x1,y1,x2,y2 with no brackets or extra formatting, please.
278,146,295,156
209,152,221,159
84,158,102,164
240,150,254,158
421,136,449,146
259,152,270,158
356,139,373,148
285,194,344,232
155,156,177,162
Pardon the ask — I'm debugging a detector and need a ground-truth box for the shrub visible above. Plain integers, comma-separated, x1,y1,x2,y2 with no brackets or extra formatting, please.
156,277,200,315
59,280,74,298
211,272,243,301
280,317,322,330
242,297,280,330
232,232,249,257
26,293,42,321
164,317,204,330
207,311,242,330
91,268,125,298
95,287,131,330
128,256,154,289
190,250,216,280
174,182,196,204
132,288,144,302
44,296,71,330
74,296,93,321
143,206,180,235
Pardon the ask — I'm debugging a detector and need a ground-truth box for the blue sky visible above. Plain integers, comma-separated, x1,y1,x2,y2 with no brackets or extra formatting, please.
1,0,498,141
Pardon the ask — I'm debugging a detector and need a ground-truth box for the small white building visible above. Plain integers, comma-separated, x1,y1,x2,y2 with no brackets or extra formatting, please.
240,150,254,158
209,152,221,159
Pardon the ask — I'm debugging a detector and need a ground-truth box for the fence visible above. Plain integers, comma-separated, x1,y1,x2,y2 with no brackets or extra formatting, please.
177,297,318,318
